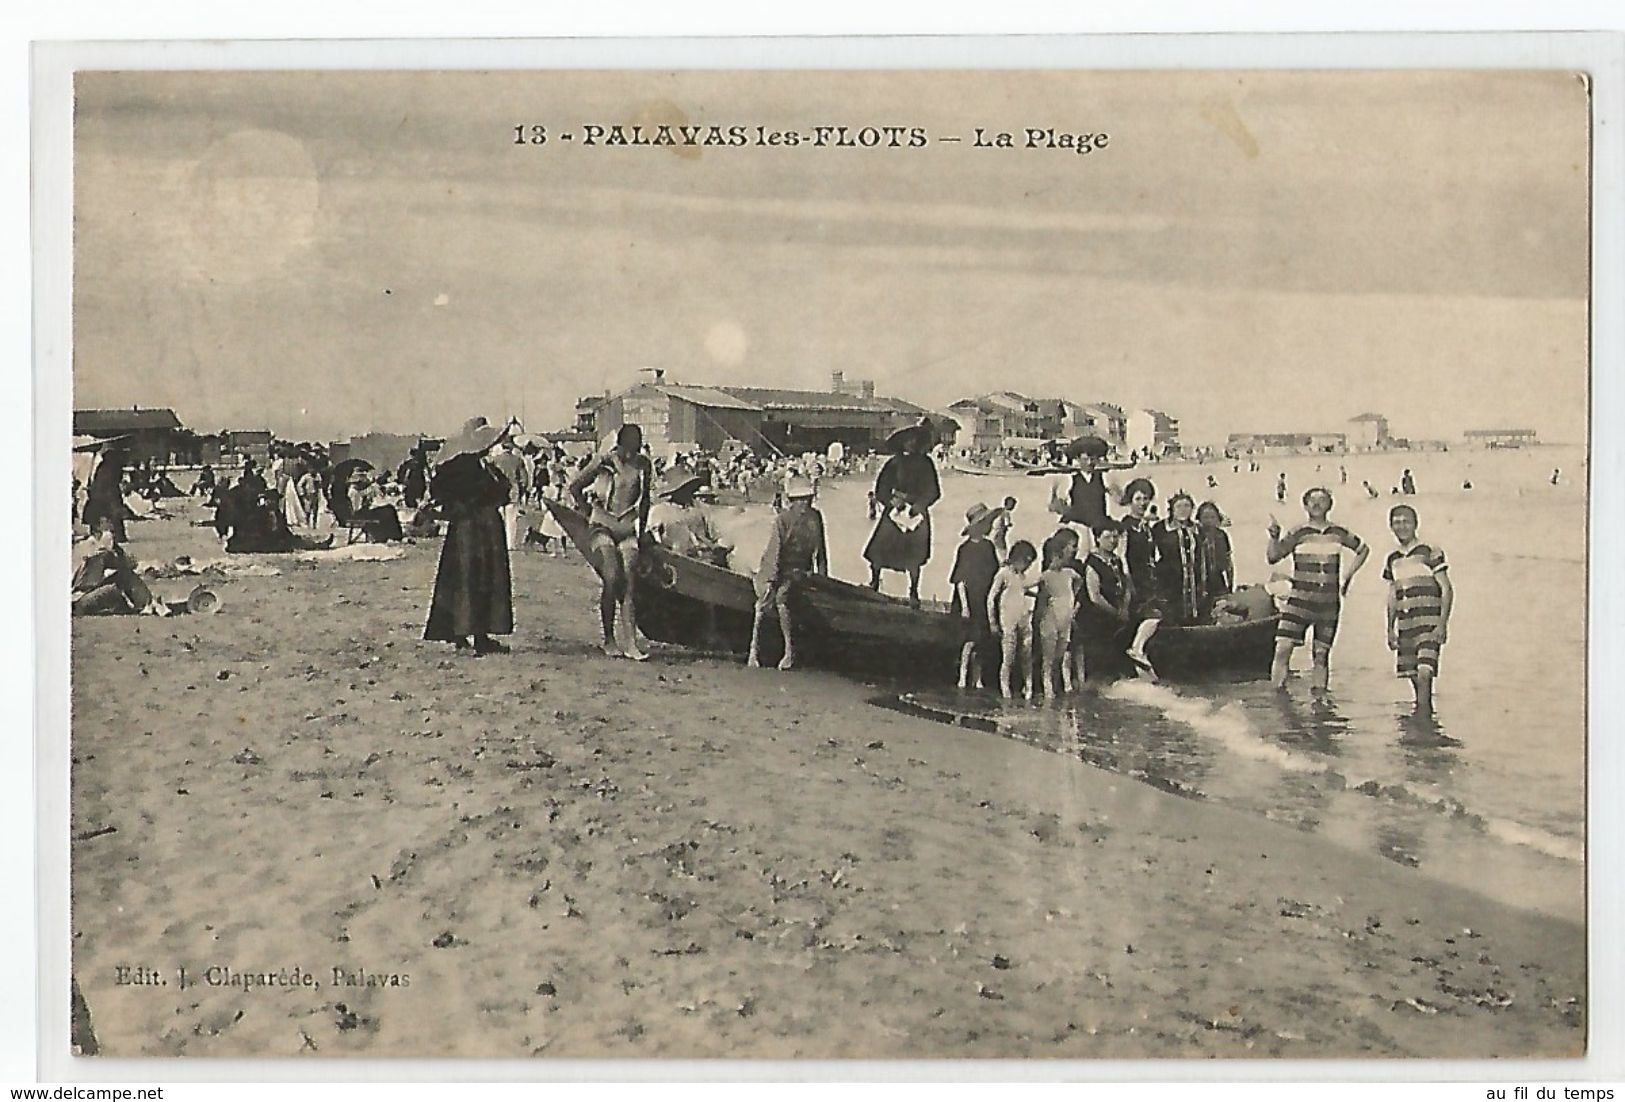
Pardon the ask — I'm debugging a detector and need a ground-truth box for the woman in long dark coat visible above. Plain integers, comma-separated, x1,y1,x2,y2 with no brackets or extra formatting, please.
424,417,514,656
81,444,129,543
863,420,941,607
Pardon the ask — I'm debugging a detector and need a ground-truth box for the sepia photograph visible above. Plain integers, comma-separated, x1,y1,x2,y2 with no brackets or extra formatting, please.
60,63,1591,1061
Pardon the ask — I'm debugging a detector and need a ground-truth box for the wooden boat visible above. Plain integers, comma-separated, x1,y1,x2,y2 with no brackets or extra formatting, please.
544,500,1277,681
949,461,1004,477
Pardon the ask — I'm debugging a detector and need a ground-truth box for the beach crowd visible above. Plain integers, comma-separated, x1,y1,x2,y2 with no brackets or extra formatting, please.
70,417,1456,715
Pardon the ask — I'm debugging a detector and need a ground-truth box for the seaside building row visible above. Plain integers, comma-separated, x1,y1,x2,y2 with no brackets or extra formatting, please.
71,401,1548,472
944,392,1183,458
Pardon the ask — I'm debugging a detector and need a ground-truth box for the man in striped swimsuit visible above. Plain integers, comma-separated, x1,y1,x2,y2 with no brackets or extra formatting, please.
1383,504,1453,717
1267,487,1369,691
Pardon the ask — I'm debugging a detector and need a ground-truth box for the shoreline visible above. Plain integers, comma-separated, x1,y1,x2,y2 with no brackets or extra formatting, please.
69,511,1585,1058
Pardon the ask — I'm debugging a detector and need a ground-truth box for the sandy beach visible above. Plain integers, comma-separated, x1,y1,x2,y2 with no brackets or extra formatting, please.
68,498,1585,1060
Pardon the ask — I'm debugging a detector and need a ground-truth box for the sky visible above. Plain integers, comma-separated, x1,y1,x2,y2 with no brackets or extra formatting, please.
71,69,1591,445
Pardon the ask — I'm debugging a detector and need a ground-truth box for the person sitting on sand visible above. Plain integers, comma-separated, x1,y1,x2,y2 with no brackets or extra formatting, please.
1383,503,1452,718
71,520,167,617
424,416,514,657
949,502,1002,690
1195,500,1234,620
648,473,731,567
987,540,1039,701
1035,528,1082,697
345,469,405,542
748,476,827,671
569,423,655,661
220,477,332,554
1267,487,1370,691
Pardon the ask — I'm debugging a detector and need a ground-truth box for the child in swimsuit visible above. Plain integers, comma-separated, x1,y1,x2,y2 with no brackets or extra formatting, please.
988,541,1039,700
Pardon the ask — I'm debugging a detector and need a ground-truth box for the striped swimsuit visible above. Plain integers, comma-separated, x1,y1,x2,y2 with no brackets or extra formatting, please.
1275,522,1366,646
1384,542,1448,676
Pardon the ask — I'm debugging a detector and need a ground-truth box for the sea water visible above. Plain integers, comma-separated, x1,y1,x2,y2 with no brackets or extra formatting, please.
821,445,1586,920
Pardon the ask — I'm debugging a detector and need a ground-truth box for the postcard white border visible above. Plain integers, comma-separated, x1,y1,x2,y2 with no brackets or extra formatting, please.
28,29,1625,1085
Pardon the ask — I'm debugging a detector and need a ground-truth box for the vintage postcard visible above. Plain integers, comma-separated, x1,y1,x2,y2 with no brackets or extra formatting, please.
55,57,1593,1063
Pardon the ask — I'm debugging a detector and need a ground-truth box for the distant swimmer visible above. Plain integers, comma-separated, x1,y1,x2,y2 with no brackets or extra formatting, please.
1363,480,1380,499
1401,468,1417,496
1275,473,1288,504
1462,479,1473,491
1339,464,1348,485
1551,468,1562,486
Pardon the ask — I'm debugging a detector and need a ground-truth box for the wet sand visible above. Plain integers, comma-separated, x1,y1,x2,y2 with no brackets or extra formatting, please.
70,502,1585,1058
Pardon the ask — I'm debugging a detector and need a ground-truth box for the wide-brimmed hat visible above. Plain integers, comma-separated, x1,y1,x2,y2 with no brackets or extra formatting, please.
883,417,934,454
962,501,998,536
657,473,706,502
784,476,816,499
440,416,508,463
1063,435,1111,461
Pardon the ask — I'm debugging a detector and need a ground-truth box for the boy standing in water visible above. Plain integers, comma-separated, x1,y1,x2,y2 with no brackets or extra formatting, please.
1383,504,1453,717
988,540,1039,700
1267,487,1369,691
949,503,1001,689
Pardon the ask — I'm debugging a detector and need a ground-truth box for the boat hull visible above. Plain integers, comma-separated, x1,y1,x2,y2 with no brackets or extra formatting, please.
544,500,1275,681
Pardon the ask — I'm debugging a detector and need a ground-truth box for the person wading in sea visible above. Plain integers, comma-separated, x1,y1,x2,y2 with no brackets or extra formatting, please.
569,423,654,660
863,418,941,608
1267,487,1370,692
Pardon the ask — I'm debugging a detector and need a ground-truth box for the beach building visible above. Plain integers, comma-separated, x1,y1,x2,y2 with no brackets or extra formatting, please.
574,393,608,437
72,407,197,466
1227,431,1347,456
948,392,1047,448
592,371,765,454
1464,427,1538,448
1348,412,1392,451
718,385,926,454
218,430,273,467
342,432,425,474
949,402,1011,451
588,368,938,456
1127,409,1181,456
1077,402,1128,449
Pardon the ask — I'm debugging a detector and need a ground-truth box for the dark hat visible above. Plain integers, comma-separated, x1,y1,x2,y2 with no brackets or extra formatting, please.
1063,435,1110,460
657,472,706,502
883,417,934,454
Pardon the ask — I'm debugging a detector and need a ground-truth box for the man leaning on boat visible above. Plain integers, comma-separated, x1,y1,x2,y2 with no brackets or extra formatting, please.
748,476,828,671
